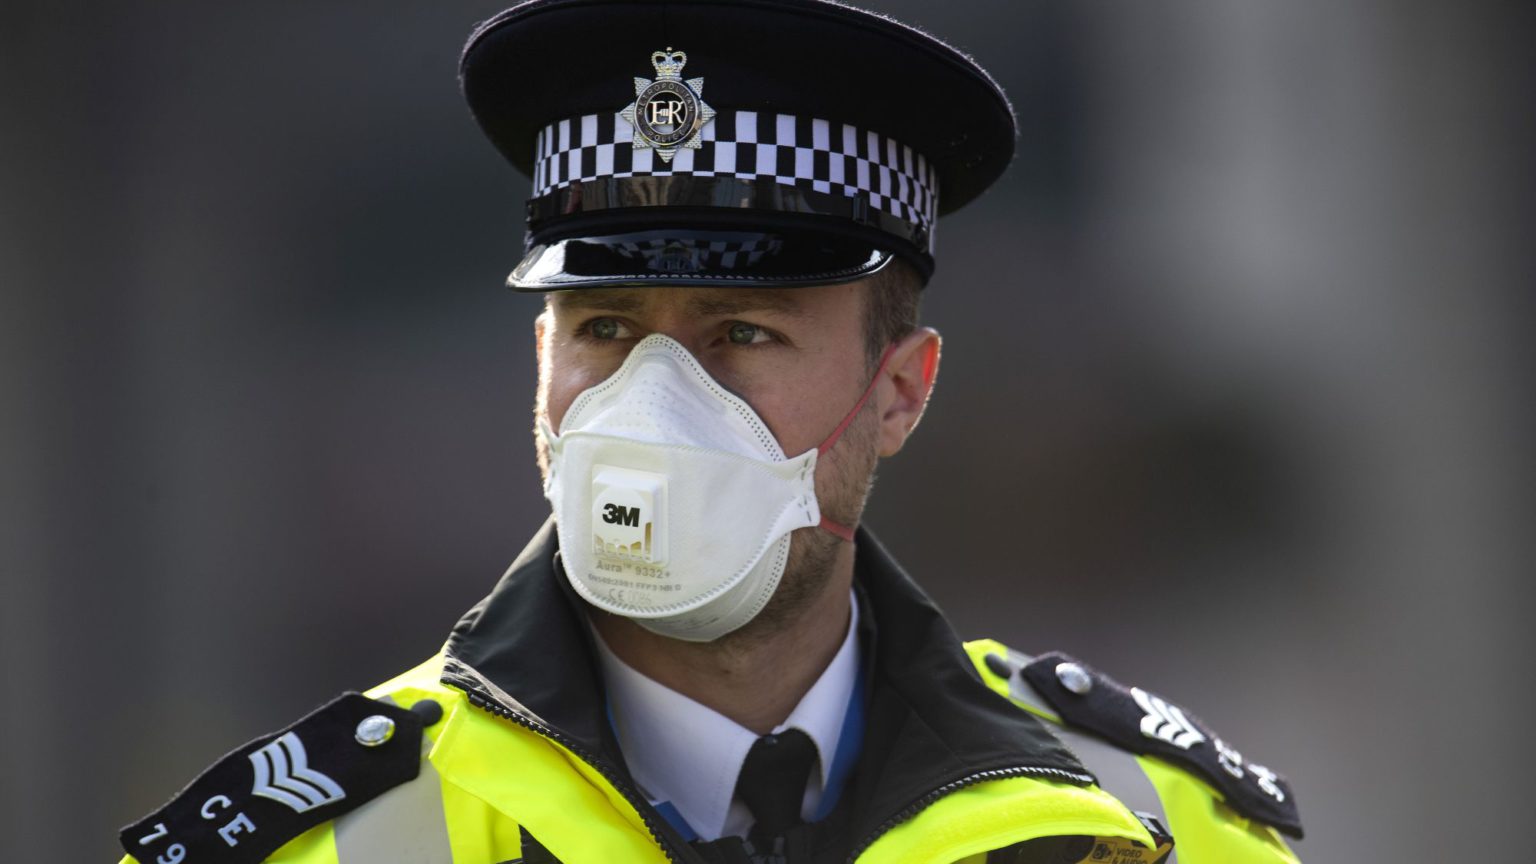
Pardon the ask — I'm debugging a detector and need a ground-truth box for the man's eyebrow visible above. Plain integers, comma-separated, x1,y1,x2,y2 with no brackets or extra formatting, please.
552,288,811,318
685,290,809,318
550,290,648,313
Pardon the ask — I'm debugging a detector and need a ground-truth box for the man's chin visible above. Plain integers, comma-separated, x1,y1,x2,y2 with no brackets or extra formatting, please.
703,526,846,649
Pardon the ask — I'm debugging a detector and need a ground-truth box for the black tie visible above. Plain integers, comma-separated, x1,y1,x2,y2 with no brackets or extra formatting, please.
734,728,818,842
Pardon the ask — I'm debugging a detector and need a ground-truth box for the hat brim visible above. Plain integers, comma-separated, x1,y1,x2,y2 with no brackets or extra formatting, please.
508,226,892,291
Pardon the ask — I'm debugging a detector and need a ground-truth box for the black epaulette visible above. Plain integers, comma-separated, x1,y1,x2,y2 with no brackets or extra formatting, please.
119,692,445,864
1017,651,1303,840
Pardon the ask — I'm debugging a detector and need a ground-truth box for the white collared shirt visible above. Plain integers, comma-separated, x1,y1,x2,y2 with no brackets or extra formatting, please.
592,595,861,841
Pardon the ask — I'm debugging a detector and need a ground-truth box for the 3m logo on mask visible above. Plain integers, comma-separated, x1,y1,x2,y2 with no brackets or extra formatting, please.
602,503,642,527
591,466,668,566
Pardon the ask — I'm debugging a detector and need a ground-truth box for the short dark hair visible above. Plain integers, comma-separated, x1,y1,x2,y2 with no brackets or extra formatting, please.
862,257,924,366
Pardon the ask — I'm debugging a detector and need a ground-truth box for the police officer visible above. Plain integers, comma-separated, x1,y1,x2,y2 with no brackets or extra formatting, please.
118,2,1304,862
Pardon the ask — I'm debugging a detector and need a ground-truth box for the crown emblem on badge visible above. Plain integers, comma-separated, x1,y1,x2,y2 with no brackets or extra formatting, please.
651,50,687,79
619,47,716,162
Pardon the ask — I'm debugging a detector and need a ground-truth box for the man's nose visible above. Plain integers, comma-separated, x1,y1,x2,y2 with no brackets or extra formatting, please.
634,313,710,356
619,330,749,401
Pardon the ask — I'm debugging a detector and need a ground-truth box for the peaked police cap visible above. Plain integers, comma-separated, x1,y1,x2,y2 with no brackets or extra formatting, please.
461,0,1016,290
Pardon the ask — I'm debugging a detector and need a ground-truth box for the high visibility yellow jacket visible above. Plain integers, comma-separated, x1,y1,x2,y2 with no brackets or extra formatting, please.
119,524,1302,864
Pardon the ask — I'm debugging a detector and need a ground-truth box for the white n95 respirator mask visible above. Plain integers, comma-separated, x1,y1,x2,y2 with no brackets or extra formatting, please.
538,333,883,642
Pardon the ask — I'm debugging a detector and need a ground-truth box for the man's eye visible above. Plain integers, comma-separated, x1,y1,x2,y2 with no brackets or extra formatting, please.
587,318,627,340
726,322,769,345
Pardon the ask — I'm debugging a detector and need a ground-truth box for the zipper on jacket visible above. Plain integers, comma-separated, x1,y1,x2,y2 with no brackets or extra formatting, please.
450,680,690,864
844,764,1096,863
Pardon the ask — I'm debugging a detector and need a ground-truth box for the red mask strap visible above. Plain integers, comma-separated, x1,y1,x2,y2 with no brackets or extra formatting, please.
819,517,857,543
816,343,899,543
818,343,898,456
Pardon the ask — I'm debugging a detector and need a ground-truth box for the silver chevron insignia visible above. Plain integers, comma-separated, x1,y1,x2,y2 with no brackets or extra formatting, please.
249,731,347,813
1132,687,1207,750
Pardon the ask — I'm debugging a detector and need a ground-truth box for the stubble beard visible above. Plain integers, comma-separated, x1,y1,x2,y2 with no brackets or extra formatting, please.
712,399,879,651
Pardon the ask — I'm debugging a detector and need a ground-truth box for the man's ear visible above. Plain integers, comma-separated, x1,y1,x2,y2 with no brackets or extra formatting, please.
534,306,553,416
877,327,941,457
534,307,548,364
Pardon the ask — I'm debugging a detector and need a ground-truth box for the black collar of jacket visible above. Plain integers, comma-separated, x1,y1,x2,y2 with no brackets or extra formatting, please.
441,519,1091,858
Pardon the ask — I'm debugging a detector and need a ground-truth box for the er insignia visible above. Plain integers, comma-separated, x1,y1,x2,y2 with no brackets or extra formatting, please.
619,48,716,162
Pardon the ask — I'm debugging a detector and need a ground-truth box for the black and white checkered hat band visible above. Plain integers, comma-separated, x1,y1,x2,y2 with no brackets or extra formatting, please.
532,110,939,246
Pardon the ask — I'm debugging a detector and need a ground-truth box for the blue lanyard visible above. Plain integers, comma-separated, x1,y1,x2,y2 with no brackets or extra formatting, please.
813,665,865,821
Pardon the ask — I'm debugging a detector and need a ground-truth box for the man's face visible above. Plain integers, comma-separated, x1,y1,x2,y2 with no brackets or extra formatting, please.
534,281,891,639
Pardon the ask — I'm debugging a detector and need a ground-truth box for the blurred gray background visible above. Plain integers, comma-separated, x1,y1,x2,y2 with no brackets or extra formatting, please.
2,1,1530,860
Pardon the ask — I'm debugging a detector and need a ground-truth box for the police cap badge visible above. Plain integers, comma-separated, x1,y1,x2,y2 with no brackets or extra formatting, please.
621,49,716,161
